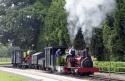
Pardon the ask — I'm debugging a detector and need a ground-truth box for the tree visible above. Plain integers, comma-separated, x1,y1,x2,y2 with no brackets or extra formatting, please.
73,28,86,50
37,0,70,50
102,0,125,61
91,28,104,61
0,1,47,49
38,0,52,6
111,0,125,61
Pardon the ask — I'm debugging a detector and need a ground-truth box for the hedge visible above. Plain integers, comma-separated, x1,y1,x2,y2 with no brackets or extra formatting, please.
94,61,125,72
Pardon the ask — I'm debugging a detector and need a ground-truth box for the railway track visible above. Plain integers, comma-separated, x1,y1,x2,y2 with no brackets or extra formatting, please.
61,73,125,81
89,75,124,81
0,65,125,81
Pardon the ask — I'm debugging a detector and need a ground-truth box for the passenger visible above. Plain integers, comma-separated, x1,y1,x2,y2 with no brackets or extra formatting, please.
28,54,32,63
55,49,62,57
67,47,76,67
55,49,62,66
23,52,27,58
27,50,31,55
69,46,75,57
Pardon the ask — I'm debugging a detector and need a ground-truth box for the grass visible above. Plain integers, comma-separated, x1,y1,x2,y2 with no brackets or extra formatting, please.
0,71,31,81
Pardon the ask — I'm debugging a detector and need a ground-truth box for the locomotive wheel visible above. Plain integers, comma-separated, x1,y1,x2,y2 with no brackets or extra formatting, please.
80,58,93,68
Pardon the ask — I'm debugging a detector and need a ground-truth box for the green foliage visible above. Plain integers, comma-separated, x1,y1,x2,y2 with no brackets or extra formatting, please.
0,44,19,57
91,28,104,61
37,0,70,50
94,61,125,72
102,0,125,61
38,0,52,6
0,1,47,49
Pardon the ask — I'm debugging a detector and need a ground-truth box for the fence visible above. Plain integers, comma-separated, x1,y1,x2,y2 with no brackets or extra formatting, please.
0,57,11,64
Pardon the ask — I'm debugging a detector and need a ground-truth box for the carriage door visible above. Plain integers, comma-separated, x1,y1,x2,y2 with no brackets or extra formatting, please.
45,48,50,68
50,49,53,67
50,48,57,70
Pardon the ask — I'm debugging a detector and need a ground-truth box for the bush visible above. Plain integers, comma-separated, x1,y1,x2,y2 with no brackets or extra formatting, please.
117,67,125,72
94,61,125,72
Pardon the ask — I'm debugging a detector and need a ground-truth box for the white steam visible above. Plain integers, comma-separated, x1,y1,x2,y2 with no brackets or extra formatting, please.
64,0,116,46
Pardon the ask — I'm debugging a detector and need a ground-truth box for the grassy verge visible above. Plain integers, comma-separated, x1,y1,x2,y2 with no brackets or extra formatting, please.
0,71,31,81
94,61,125,72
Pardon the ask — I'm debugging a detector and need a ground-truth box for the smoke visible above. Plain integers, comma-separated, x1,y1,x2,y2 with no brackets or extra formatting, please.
64,0,116,46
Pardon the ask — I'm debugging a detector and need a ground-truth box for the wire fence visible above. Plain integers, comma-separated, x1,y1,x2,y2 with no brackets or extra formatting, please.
0,57,11,64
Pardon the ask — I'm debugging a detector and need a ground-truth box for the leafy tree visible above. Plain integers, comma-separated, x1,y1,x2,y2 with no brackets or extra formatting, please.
102,0,125,61
0,1,47,49
37,0,70,50
111,0,125,61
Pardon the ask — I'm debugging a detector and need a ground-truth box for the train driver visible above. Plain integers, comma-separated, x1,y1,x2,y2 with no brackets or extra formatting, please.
68,46,75,57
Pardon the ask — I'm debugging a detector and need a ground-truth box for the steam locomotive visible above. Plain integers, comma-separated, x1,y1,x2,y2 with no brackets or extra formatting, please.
12,46,99,75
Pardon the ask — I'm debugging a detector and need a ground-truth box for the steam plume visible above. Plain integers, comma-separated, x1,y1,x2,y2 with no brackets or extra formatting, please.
64,0,116,46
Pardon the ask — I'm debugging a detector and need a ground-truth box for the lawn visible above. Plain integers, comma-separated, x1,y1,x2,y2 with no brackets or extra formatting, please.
0,71,31,81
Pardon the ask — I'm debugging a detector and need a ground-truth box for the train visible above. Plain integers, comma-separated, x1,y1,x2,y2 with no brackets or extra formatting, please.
12,46,99,75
